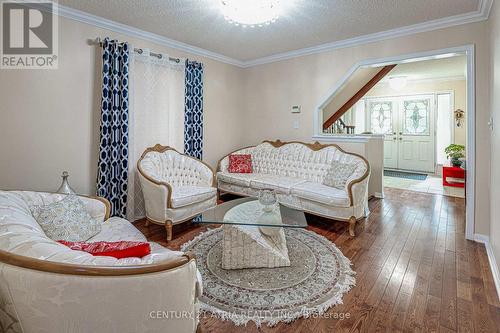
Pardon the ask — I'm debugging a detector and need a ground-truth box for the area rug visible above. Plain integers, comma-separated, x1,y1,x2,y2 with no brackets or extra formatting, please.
384,169,428,180
181,227,355,327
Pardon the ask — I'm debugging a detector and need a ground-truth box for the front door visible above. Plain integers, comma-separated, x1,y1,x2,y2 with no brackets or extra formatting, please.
397,96,435,172
367,94,435,173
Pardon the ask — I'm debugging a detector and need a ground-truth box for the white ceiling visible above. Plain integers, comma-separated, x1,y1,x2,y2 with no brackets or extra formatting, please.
59,0,486,64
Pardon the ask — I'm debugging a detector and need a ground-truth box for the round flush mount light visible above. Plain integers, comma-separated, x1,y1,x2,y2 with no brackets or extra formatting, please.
220,0,281,27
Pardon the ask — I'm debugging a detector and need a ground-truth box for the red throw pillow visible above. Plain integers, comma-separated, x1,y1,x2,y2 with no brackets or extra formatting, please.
228,154,253,173
58,240,151,259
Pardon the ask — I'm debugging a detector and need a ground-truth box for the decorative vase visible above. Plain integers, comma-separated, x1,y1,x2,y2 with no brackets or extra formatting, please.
258,189,277,212
57,171,76,194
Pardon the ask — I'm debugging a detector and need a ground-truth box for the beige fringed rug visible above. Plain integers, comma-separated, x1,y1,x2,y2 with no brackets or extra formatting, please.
181,228,355,327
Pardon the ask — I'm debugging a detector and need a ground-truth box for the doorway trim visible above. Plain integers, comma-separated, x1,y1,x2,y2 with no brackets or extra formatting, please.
313,44,475,240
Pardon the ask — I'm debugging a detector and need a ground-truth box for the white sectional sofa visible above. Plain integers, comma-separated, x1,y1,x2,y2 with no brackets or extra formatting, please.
217,140,370,236
0,191,200,333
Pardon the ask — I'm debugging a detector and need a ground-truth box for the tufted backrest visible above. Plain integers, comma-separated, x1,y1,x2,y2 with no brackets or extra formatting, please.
220,142,368,184
138,149,213,187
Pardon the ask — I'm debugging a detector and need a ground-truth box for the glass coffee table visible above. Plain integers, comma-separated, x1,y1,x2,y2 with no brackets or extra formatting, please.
196,197,307,270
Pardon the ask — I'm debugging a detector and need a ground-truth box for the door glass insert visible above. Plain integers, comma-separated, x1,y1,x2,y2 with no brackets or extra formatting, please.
369,101,393,134
402,99,430,135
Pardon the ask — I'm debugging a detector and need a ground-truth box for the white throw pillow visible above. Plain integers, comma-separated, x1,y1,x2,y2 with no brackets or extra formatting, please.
323,161,357,189
30,195,102,242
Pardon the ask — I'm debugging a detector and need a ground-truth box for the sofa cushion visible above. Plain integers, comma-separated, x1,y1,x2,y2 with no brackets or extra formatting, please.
250,175,307,194
217,172,260,187
88,217,147,242
30,195,102,242
291,182,351,207
170,186,217,208
323,161,357,189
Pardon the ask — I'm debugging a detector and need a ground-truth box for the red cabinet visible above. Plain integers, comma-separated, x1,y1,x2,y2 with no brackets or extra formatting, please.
442,166,465,188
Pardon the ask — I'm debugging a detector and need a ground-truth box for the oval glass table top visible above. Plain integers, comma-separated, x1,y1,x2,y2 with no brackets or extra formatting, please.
197,197,307,228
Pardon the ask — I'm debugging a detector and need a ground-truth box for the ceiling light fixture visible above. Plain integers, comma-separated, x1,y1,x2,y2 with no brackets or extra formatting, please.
220,0,281,27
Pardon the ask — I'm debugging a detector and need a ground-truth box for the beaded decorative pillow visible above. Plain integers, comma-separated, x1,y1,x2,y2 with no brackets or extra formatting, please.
323,161,357,189
30,195,102,242
228,154,253,173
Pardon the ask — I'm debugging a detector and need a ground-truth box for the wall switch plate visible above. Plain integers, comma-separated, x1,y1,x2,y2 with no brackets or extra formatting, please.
488,117,494,131
293,120,299,129
291,105,301,113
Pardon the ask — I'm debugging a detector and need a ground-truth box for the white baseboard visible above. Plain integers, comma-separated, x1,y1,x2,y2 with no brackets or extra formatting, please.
474,233,500,301
474,233,490,243
373,192,384,199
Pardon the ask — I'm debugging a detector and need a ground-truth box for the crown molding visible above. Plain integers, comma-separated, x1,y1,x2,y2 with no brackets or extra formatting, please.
47,1,491,68
242,0,493,68
53,3,245,67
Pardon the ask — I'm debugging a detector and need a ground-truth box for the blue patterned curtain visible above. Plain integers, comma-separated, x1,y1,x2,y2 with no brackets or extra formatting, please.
184,60,204,159
96,38,130,217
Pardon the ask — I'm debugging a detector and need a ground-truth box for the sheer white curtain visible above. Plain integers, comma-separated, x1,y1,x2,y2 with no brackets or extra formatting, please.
127,49,185,221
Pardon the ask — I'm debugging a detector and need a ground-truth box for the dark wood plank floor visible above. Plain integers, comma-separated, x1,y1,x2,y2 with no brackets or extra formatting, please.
134,187,500,332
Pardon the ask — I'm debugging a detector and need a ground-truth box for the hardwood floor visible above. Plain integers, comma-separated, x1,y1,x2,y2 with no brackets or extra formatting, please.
134,188,500,332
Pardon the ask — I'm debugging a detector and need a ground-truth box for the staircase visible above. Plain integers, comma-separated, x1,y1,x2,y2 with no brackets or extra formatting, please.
323,118,355,134
322,64,397,133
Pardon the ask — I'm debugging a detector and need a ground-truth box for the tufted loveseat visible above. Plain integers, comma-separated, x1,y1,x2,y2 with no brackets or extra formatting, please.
137,144,217,241
0,190,200,333
217,140,370,236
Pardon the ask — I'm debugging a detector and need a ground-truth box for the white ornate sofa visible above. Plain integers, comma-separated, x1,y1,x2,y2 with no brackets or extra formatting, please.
0,191,200,333
217,140,370,236
137,144,217,241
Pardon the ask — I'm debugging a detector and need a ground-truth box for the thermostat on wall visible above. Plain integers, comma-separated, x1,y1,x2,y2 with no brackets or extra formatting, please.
291,105,301,113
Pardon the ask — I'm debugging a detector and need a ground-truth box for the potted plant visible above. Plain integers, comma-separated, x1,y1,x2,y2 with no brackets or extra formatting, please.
444,144,465,167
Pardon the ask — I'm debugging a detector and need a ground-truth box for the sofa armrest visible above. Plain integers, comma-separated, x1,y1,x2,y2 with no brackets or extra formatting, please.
345,158,370,206
137,171,171,222
348,174,370,207
0,250,199,333
218,155,230,173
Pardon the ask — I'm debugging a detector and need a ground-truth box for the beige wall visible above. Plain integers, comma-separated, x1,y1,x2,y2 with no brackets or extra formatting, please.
489,1,500,276
241,22,491,235
366,78,467,145
0,16,245,195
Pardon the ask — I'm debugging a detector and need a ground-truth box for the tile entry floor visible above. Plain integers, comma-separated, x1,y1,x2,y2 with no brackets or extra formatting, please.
384,173,465,198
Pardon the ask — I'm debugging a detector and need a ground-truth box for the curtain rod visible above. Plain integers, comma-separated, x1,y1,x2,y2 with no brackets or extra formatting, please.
89,37,182,63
